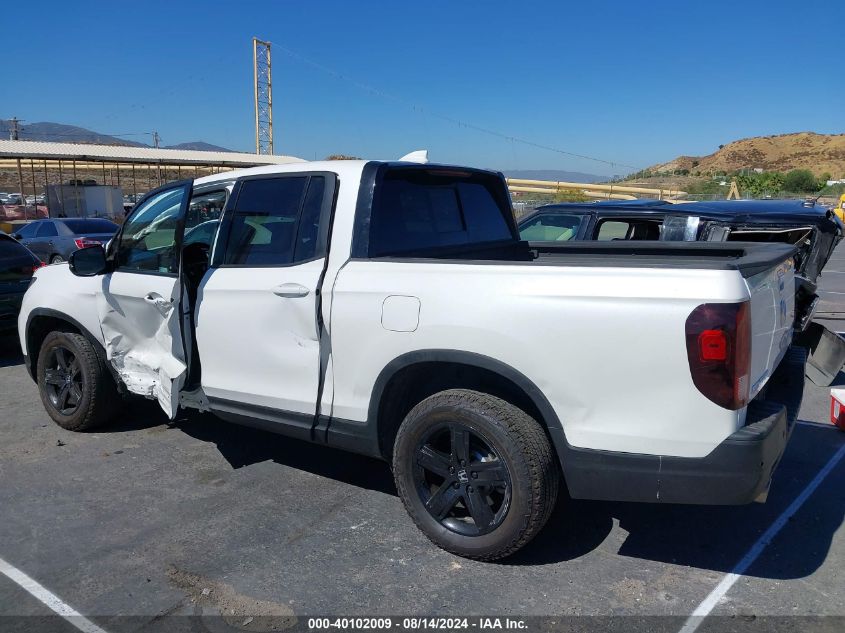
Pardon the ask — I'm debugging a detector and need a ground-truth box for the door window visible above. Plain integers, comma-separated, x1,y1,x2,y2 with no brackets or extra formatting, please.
116,186,188,274
224,176,327,266
595,218,661,241
184,190,227,248
35,222,58,238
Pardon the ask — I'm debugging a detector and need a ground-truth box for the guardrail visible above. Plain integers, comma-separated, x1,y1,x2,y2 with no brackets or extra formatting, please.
506,178,687,201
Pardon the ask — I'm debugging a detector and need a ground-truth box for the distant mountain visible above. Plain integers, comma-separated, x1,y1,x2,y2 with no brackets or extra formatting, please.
502,169,607,184
0,120,231,152
0,120,147,146
164,141,231,152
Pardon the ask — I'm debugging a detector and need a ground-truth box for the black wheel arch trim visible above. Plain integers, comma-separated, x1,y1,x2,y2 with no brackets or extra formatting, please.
24,308,116,385
368,348,565,431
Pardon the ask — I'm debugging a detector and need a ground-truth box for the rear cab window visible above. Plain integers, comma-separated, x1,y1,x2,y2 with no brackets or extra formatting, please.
367,167,515,257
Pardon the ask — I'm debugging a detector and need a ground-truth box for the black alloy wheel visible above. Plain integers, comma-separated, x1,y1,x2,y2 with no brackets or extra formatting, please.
414,422,512,536
414,423,512,536
43,345,84,415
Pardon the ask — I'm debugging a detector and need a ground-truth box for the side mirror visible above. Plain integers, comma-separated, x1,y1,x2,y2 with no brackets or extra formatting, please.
69,245,108,276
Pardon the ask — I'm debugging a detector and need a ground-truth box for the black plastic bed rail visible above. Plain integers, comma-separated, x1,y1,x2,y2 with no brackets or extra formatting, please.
530,241,799,277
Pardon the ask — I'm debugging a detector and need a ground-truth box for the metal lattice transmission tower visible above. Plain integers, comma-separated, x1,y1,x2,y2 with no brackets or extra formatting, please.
253,38,273,155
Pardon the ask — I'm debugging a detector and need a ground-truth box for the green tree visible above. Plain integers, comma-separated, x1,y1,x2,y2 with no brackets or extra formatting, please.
783,169,819,193
554,189,589,202
735,172,784,198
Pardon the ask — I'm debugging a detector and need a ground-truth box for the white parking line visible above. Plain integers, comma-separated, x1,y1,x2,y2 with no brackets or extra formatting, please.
678,442,845,633
0,556,108,633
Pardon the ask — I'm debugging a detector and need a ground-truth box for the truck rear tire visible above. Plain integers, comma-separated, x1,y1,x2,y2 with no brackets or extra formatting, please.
36,331,120,431
393,389,559,561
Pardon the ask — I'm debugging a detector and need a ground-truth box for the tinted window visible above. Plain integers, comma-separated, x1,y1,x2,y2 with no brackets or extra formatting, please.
369,169,513,257
595,218,661,241
63,219,119,234
225,176,327,266
117,187,186,274
0,235,35,259
184,190,227,248
184,220,220,247
294,177,326,261
15,222,39,239
36,222,58,238
187,190,227,227
519,212,585,241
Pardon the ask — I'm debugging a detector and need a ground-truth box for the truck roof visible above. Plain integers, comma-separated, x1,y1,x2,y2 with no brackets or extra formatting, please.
194,159,373,186
194,159,506,188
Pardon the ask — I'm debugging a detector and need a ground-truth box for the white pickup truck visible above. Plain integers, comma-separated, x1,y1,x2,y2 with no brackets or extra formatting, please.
18,159,806,560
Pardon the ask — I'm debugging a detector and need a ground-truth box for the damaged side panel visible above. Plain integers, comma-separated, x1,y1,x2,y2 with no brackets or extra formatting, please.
97,272,187,419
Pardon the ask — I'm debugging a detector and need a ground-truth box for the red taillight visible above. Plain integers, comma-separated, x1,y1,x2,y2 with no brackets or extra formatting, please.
74,238,101,249
685,301,751,410
22,261,46,275
698,330,728,361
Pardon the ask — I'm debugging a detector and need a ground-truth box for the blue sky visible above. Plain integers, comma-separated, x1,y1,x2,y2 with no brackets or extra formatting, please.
6,0,843,177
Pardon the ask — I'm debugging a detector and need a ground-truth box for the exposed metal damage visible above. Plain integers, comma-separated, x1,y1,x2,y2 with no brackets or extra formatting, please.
98,295,186,419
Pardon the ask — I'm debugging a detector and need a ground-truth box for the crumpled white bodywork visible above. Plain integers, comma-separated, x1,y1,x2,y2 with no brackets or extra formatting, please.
96,275,187,419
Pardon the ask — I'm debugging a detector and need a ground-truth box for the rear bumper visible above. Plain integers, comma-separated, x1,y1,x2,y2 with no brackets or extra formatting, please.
552,346,806,505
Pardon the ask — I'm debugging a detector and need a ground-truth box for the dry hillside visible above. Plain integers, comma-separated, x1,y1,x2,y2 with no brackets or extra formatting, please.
649,132,845,177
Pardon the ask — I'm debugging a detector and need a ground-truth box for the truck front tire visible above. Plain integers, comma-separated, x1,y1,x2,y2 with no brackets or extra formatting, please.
36,331,120,431
393,389,559,561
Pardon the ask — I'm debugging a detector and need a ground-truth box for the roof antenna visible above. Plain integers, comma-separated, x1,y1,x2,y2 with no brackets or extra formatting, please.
398,150,428,164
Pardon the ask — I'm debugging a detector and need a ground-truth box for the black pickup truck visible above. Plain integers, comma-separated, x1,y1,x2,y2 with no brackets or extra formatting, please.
518,198,845,384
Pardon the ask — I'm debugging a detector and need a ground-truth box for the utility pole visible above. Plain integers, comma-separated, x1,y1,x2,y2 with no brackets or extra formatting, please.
9,116,22,140
253,37,273,154
152,131,161,148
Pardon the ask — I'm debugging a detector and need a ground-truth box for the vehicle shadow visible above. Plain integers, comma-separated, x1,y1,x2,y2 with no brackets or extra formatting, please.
509,423,845,579
0,333,23,367
102,400,845,579
173,410,397,496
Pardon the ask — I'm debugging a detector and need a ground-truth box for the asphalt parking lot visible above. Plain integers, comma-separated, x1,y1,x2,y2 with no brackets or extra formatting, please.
2,250,845,633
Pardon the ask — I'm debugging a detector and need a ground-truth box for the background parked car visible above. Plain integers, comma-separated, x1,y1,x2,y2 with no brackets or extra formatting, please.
0,233,42,332
12,218,119,264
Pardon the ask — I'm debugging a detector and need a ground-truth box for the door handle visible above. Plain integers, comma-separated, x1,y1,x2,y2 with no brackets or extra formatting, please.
144,293,172,307
272,283,310,298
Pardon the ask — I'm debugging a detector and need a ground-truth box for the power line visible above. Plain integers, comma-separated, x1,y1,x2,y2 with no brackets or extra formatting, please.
272,43,643,172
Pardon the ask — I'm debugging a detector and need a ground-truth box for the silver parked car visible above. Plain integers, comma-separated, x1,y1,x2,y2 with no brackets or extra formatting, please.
12,218,119,264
